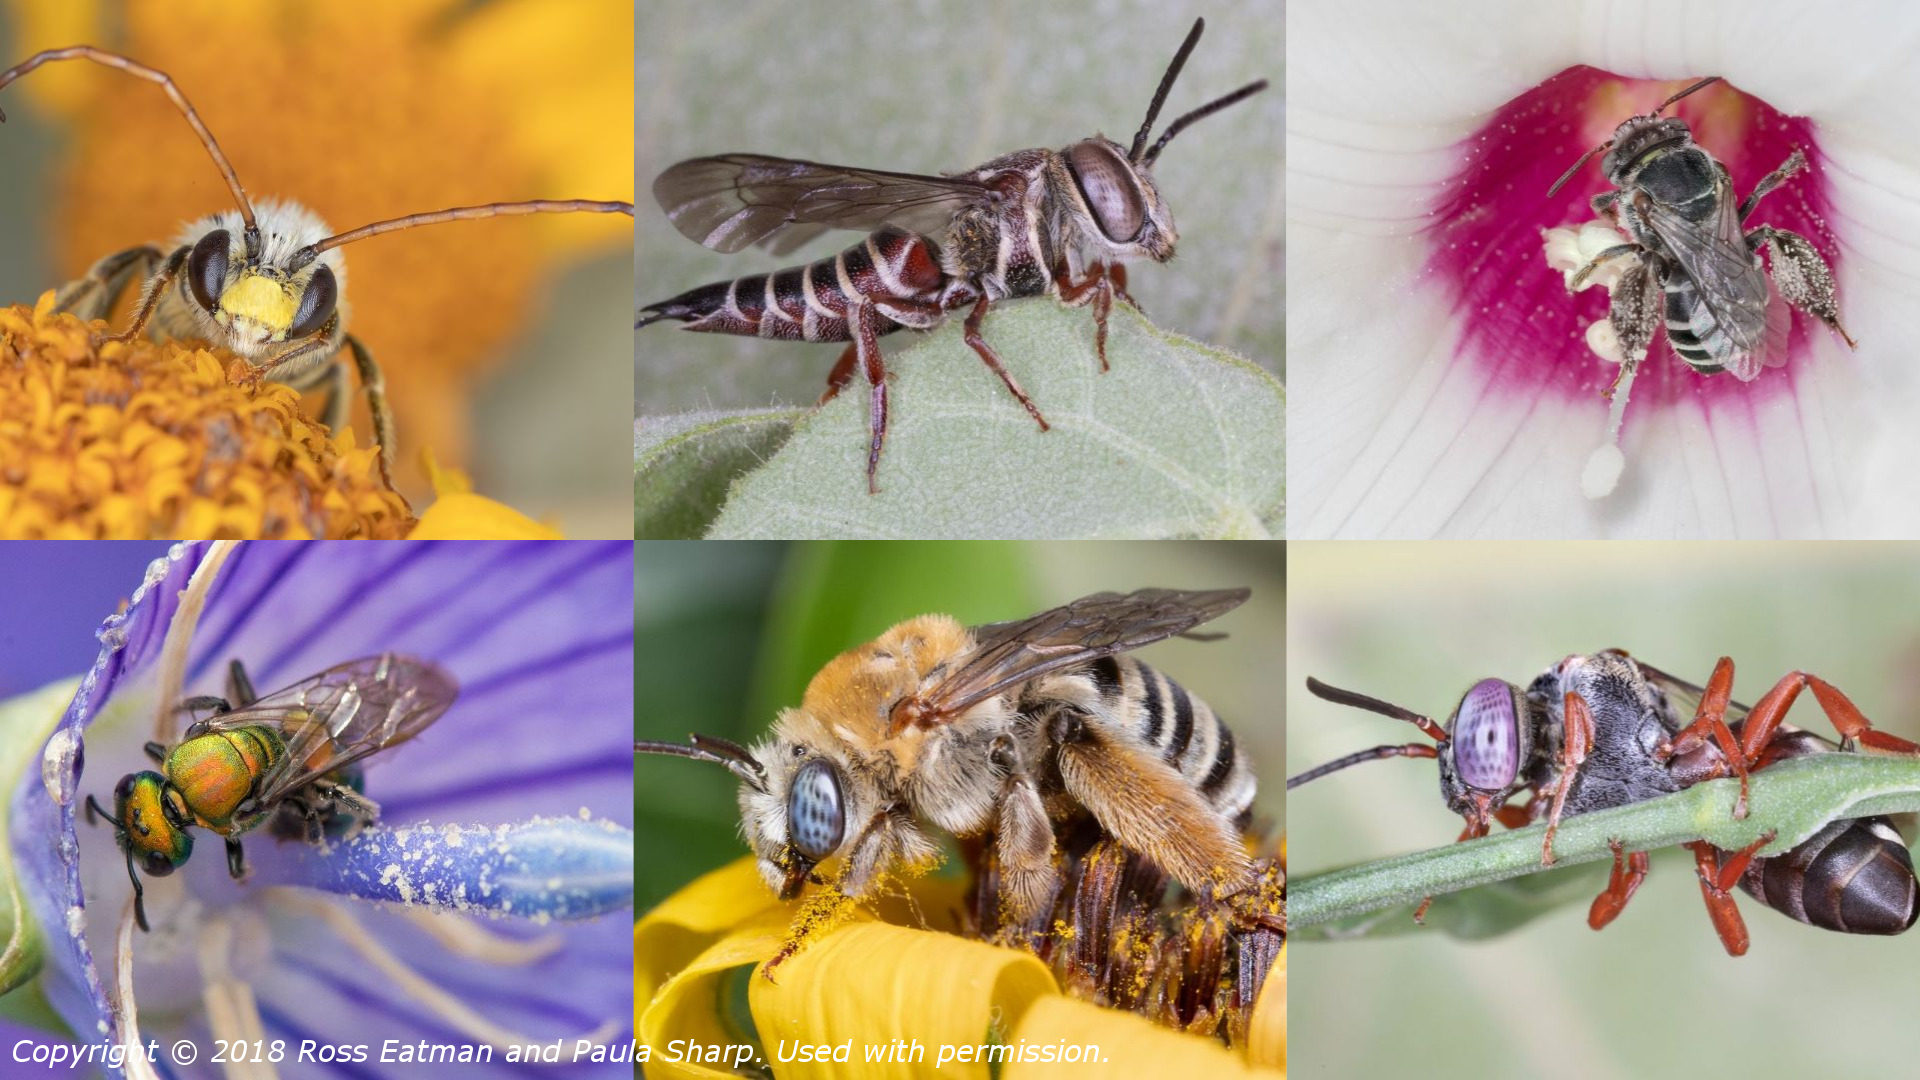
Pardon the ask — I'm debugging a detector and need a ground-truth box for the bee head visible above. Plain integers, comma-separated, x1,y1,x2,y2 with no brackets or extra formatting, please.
1598,115,1695,184
112,771,194,874
1436,678,1534,811
1063,137,1178,262
179,201,346,359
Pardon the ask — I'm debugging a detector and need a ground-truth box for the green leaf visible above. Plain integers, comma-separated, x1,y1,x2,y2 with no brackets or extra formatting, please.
634,409,803,538
1290,752,1920,937
703,302,1283,538
0,678,77,999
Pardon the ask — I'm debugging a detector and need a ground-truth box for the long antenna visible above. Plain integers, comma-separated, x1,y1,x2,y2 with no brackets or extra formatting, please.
304,199,633,258
1129,18,1206,161
1288,743,1439,789
1143,79,1268,165
1547,75,1723,197
1305,676,1450,742
636,733,768,793
0,46,257,230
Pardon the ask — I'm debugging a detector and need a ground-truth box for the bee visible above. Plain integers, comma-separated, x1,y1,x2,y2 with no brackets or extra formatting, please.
636,19,1268,492
85,653,457,931
638,588,1275,968
1292,651,1920,954
1550,76,1854,395
0,47,634,485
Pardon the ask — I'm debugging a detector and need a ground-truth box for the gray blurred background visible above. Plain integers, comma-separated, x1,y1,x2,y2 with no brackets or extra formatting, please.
635,0,1283,418
1290,543,1920,1079
635,541,1285,912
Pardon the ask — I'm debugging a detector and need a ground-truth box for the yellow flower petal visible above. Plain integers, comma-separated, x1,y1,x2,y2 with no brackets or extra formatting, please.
1246,943,1286,1072
636,859,786,1007
641,909,792,1080
407,493,563,539
749,922,1059,1080
1006,994,1281,1079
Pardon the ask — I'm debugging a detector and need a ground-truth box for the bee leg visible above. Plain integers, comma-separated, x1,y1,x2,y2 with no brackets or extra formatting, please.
849,300,890,495
1413,814,1492,923
1738,670,1920,758
817,344,859,406
142,740,169,763
1749,226,1857,348
227,658,257,708
225,837,247,879
344,335,399,488
992,773,1057,934
1567,243,1640,291
1687,834,1772,957
51,245,162,323
1587,840,1649,930
1655,656,1751,815
1539,690,1594,865
960,293,1050,431
106,245,189,344
1738,149,1807,222
84,793,113,826
1589,190,1619,217
1055,262,1116,371
1605,259,1661,394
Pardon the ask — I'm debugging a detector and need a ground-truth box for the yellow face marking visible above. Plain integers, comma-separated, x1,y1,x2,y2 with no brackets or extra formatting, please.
219,272,299,338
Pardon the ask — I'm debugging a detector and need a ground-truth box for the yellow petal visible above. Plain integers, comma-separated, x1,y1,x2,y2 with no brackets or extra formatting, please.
407,492,563,539
1246,943,1286,1072
1007,994,1282,1079
640,909,791,1080
636,859,786,1007
748,922,1058,1080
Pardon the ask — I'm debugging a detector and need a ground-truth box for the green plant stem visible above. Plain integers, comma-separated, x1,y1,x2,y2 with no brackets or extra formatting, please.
1290,752,1920,932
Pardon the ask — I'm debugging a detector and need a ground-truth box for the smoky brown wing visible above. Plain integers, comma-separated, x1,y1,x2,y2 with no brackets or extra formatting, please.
651,154,989,255
1638,180,1771,370
203,654,459,806
1612,650,1752,727
913,588,1253,723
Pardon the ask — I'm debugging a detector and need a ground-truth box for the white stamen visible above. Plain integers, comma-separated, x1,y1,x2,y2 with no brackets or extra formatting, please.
394,906,564,965
197,914,277,1080
1584,359,1640,499
268,891,622,1049
152,540,237,741
113,899,163,1080
1542,222,1634,292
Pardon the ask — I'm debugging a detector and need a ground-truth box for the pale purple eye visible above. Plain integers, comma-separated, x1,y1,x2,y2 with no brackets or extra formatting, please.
1453,678,1519,790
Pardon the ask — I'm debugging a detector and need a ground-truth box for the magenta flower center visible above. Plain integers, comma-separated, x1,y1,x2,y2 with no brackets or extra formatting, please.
1425,65,1842,410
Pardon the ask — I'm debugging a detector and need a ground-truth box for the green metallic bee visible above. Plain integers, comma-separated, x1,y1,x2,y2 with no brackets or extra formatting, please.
86,653,457,930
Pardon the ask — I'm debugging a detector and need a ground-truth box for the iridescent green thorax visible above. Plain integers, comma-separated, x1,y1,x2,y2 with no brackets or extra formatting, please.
164,724,288,831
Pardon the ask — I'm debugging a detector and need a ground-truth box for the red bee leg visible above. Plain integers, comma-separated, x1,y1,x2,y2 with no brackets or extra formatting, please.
1541,691,1594,865
1687,833,1772,957
1805,675,1920,755
1491,803,1533,830
819,344,859,406
1657,656,1752,816
961,294,1049,431
1056,262,1118,371
1589,840,1650,930
852,301,889,495
1108,263,1135,309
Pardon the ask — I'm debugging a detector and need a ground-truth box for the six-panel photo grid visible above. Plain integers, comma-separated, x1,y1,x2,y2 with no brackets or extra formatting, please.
1,1,1914,1077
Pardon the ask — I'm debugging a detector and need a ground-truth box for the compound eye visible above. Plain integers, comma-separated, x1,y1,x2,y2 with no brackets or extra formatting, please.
288,265,338,339
187,229,232,313
1066,140,1146,243
1452,678,1520,790
141,850,180,877
786,758,845,862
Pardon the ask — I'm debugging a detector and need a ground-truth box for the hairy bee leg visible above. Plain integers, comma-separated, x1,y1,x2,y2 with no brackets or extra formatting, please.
315,360,352,433
1749,225,1857,348
1056,263,1117,371
1568,243,1641,291
818,345,859,406
1540,691,1594,865
108,245,188,343
1108,263,1135,310
1738,149,1807,221
51,245,162,322
1588,840,1649,930
961,294,1050,431
344,335,399,488
1605,259,1661,396
992,776,1057,930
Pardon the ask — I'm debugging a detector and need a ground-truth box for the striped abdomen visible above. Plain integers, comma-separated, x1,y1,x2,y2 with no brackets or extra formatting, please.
1739,817,1919,935
1663,272,1766,370
1079,653,1256,823
636,225,954,342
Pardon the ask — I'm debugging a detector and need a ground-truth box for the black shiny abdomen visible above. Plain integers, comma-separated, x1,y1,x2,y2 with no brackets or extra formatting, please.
1741,818,1920,936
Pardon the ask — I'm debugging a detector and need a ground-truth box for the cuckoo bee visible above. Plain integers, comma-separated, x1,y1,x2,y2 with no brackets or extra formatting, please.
0,47,633,487
638,588,1281,973
87,654,456,931
1550,76,1853,396
1293,651,1920,955
637,18,1268,493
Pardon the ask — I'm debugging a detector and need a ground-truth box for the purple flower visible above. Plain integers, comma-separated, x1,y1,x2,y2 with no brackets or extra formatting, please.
1289,3,1920,536
6,542,634,1078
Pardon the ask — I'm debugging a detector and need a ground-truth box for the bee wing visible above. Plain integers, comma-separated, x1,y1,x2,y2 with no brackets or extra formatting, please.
1637,181,1772,379
193,655,458,806
908,588,1252,724
652,154,990,255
